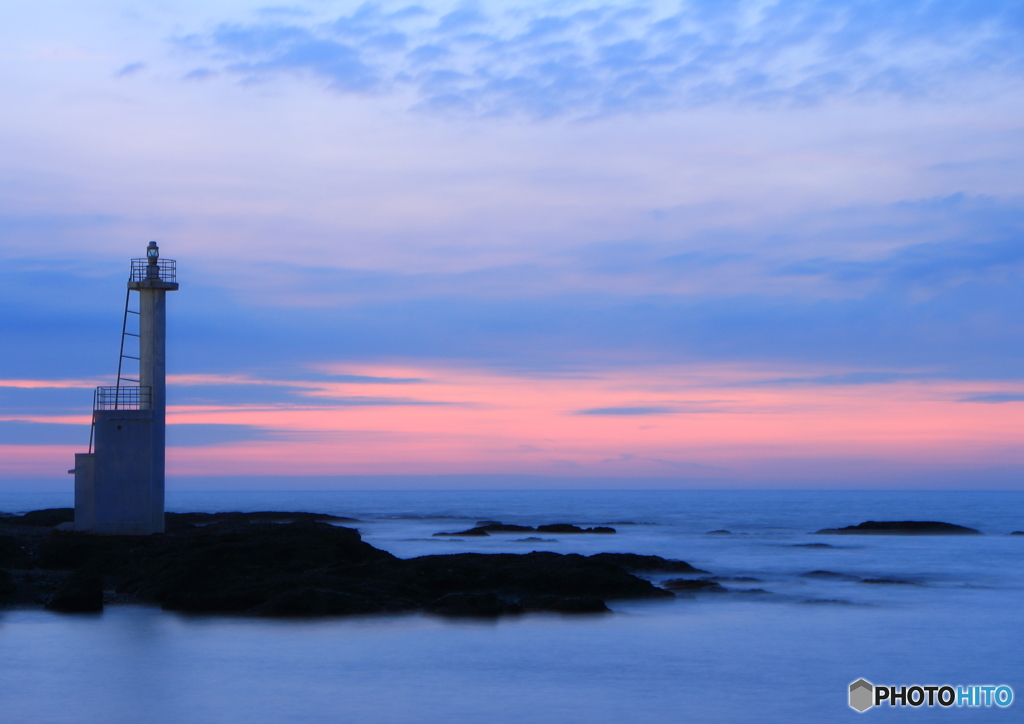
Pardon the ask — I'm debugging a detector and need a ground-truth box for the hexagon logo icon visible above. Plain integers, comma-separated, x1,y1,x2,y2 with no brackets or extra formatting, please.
850,679,874,712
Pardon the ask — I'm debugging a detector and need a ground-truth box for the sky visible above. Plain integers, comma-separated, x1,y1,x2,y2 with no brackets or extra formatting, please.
1,0,1023,490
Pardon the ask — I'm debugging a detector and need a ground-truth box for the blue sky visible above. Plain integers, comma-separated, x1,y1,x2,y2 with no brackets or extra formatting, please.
1,0,1023,488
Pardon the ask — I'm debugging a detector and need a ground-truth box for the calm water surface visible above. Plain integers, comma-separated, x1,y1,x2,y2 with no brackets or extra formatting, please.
1,490,1022,723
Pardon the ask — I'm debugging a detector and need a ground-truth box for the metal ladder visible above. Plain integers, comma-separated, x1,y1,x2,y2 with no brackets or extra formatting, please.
115,288,142,392
88,289,141,453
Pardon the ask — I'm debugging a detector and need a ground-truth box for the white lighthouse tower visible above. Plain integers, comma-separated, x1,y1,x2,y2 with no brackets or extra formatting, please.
73,242,178,534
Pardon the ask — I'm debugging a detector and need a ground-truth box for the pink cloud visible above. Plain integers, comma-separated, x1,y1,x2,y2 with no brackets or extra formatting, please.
161,364,1024,479
5,364,1022,484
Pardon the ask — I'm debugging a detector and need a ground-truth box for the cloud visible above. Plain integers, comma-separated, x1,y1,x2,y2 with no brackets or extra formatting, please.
167,423,277,446
183,68,216,81
5,199,1021,385
575,406,676,415
115,62,145,77
960,393,1024,403
0,420,87,445
178,0,1024,117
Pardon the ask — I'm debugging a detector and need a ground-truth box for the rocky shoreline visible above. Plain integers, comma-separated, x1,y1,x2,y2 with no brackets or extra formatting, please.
1,510,998,617
0,509,701,617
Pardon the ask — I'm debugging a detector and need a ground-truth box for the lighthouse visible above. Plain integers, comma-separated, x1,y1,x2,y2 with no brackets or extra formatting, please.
72,242,178,534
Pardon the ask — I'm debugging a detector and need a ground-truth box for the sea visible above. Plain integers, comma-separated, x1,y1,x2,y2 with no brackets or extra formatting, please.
1,489,1021,724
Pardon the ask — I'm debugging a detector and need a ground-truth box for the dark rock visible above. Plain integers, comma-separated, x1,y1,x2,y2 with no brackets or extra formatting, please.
514,537,557,542
662,578,726,592
588,553,707,574
437,523,614,536
476,523,534,532
0,535,21,566
400,552,674,603
536,524,615,534
815,521,981,535
793,543,834,548
707,530,732,534
519,595,610,613
46,572,103,613
122,521,394,613
426,592,522,617
1011,531,1024,536
801,570,857,579
0,569,15,596
433,528,490,537
709,576,761,582
37,536,102,570
536,524,585,533
0,509,75,528
165,511,358,530
2,509,676,617
860,578,916,585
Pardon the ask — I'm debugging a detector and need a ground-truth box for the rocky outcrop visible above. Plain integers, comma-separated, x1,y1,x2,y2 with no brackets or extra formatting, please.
434,521,616,537
426,592,523,617
0,569,15,596
45,572,103,613
519,595,610,613
0,511,686,618
815,521,981,535
586,553,707,573
9,509,75,527
536,524,616,534
662,578,726,593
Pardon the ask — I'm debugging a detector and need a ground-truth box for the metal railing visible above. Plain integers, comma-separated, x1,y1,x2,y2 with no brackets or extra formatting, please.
94,385,151,410
130,259,176,283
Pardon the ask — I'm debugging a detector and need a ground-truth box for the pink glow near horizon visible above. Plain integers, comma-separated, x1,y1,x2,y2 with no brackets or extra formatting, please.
6,364,1020,480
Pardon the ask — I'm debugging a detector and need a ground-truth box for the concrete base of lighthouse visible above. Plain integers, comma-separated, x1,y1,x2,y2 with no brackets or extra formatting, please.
74,410,164,535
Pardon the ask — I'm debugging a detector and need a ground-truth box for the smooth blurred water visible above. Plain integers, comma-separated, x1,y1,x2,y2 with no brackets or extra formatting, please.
1,490,1022,723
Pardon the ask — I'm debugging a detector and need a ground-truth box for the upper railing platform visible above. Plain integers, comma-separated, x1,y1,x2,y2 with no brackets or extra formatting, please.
94,386,151,411
130,259,176,284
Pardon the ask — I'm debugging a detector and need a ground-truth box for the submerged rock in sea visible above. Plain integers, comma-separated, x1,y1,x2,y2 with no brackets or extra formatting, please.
434,528,490,537
800,570,858,580
433,522,535,536
436,522,616,536
536,524,615,534
476,523,534,532
814,521,981,535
